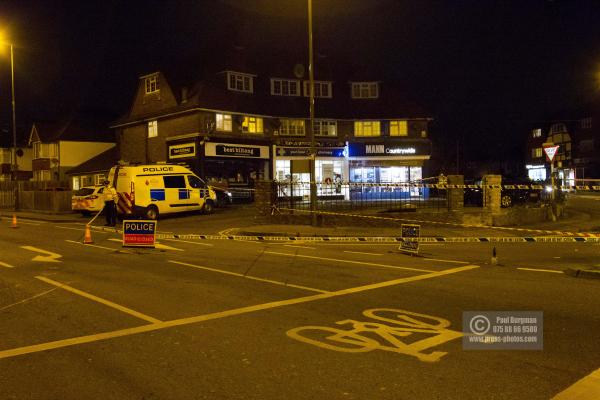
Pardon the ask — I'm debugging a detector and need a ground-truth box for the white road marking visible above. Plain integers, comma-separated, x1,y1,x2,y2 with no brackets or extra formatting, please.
20,246,62,263
0,265,479,360
344,250,384,256
517,267,563,274
12,220,41,226
65,240,118,251
35,276,161,324
422,257,469,265
161,238,213,247
0,261,16,268
55,225,109,233
264,251,433,272
168,260,328,293
551,366,600,399
108,238,184,251
0,288,58,312
284,244,317,250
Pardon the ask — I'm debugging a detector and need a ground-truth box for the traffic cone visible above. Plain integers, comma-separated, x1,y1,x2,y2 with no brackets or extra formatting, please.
10,214,18,228
83,224,93,244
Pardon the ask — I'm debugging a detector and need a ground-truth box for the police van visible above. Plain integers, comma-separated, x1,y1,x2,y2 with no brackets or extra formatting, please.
107,164,217,220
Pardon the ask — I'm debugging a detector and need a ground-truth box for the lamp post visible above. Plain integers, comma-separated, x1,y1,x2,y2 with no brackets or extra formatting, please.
307,0,317,225
0,35,17,180
9,42,16,180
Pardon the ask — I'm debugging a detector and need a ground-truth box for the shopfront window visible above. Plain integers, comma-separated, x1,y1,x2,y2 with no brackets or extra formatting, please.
275,160,291,181
527,168,546,182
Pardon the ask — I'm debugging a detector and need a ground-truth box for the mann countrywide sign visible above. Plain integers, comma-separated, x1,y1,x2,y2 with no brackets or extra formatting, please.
204,142,270,159
348,141,431,157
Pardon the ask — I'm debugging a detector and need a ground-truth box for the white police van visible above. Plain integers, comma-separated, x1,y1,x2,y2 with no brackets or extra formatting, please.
107,164,217,220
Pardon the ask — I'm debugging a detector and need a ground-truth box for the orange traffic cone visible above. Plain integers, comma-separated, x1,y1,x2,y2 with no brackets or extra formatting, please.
83,224,93,244
10,214,18,228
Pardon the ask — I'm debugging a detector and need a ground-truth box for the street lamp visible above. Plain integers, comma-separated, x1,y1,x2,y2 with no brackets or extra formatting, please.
0,33,17,180
307,0,317,225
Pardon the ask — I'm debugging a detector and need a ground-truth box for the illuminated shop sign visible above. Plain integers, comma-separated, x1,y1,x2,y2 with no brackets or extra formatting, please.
349,142,427,157
168,143,196,159
276,147,345,157
205,142,270,159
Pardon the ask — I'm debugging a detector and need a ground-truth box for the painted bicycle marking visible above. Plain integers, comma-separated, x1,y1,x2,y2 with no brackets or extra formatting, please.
287,308,463,362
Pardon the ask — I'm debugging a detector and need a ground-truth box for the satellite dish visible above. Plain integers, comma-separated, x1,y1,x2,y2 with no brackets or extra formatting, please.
293,64,305,79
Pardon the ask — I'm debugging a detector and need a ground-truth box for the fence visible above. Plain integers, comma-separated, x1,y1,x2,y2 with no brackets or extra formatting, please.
0,180,72,212
275,182,448,212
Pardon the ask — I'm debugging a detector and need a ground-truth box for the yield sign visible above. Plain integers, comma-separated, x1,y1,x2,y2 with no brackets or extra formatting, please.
543,145,559,162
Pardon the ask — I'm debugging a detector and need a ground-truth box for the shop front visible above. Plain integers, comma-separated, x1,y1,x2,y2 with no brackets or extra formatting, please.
273,145,348,200
167,138,271,200
347,140,430,199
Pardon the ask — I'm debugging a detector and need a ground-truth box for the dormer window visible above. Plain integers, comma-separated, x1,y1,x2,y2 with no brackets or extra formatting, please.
271,78,300,96
550,123,567,134
144,74,160,94
532,128,542,138
227,71,254,93
351,82,378,99
303,81,332,98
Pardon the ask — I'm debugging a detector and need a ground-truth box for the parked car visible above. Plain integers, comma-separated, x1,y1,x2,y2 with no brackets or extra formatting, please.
71,186,104,215
464,177,541,207
211,186,233,207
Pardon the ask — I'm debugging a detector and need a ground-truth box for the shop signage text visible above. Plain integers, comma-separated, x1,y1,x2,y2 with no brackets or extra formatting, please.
349,142,427,157
205,142,270,159
169,143,196,159
276,147,345,157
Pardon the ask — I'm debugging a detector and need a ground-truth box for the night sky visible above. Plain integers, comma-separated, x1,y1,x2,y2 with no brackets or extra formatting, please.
1,0,599,168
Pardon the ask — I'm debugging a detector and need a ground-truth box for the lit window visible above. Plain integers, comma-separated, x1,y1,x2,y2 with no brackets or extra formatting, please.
532,128,542,138
242,116,263,134
148,120,158,138
351,82,379,99
313,120,337,137
303,81,332,98
533,148,543,158
216,113,232,131
279,119,305,136
390,121,408,136
227,72,254,93
271,79,301,96
354,121,381,137
144,75,159,94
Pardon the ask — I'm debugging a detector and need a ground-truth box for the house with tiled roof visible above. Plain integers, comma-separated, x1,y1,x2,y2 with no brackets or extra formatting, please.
28,115,116,183
112,52,432,199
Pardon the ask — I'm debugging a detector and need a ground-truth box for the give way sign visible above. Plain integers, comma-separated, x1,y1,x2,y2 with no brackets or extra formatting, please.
543,145,559,162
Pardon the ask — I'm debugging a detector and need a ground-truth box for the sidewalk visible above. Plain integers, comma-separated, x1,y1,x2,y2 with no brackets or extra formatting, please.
0,210,87,223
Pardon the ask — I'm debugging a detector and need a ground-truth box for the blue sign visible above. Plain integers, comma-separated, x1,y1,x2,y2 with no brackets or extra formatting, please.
123,220,156,247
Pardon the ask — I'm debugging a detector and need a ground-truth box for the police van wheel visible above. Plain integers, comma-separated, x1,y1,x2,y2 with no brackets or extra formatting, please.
202,201,214,215
145,205,159,220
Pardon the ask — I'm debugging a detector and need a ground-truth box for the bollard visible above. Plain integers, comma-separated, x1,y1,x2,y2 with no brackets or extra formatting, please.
491,246,498,265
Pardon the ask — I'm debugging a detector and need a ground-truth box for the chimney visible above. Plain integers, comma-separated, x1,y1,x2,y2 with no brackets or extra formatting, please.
181,87,188,104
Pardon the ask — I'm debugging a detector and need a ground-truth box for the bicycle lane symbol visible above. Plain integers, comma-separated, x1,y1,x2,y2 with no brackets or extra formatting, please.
286,308,463,362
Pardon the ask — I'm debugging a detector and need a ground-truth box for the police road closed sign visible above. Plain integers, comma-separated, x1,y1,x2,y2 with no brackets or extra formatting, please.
123,220,156,247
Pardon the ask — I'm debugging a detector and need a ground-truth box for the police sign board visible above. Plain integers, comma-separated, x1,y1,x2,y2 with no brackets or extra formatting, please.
399,224,420,254
123,220,156,247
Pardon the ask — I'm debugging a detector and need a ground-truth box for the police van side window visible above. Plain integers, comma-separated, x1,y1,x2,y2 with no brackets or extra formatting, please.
163,175,186,188
187,175,205,189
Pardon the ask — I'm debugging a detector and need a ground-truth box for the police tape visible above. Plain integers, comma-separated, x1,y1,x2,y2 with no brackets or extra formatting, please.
273,207,594,236
275,182,600,191
87,226,600,243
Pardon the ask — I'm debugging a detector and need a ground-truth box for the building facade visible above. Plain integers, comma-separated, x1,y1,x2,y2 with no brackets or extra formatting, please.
526,104,600,186
113,68,432,198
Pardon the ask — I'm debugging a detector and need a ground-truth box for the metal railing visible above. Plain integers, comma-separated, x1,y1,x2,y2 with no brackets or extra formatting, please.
275,181,447,212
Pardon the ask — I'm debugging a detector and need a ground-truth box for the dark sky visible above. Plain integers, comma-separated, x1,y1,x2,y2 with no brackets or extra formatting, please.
1,0,599,164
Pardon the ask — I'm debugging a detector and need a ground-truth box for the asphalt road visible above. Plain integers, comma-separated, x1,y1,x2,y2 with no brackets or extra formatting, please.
1,215,600,399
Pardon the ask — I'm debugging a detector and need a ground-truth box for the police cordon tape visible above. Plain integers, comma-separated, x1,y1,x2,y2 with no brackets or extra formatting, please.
273,207,596,236
88,226,600,243
277,182,600,191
